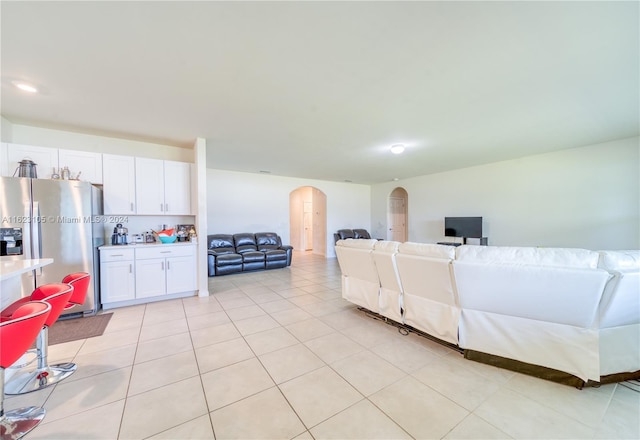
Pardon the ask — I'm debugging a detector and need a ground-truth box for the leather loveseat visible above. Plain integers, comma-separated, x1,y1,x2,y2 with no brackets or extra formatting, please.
333,228,372,244
207,232,293,277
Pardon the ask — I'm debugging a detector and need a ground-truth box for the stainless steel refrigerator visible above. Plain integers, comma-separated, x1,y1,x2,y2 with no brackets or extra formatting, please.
0,176,103,317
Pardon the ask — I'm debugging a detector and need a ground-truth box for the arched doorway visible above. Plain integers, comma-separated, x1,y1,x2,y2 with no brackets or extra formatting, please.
388,187,408,242
289,187,327,256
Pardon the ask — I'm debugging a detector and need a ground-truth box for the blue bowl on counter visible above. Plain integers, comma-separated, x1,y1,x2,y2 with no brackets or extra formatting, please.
157,235,177,243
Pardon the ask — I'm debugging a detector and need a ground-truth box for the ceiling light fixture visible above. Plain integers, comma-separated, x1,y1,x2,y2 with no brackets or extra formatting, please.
12,81,38,93
390,144,405,154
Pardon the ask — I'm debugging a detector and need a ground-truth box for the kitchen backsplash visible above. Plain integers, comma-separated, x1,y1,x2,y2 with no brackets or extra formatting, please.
101,215,195,244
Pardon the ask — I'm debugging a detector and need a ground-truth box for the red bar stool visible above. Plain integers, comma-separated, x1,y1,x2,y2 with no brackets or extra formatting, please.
0,301,51,440
61,272,90,311
1,283,74,395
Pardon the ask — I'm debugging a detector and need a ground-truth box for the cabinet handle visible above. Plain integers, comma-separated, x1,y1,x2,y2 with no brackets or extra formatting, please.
161,261,165,270
111,254,124,257
160,251,171,254
167,261,171,270
131,202,134,212
160,203,164,212
165,203,169,212
129,264,132,273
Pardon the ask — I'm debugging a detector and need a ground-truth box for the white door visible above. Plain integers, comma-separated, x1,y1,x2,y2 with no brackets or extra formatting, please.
166,256,196,294
135,158,165,215
59,149,103,184
135,258,166,298
103,154,136,214
303,202,313,251
7,143,58,179
163,160,191,215
100,261,135,303
388,197,406,242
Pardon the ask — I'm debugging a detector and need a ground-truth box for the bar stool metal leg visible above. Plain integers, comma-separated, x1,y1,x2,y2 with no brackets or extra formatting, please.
3,326,77,395
0,368,46,440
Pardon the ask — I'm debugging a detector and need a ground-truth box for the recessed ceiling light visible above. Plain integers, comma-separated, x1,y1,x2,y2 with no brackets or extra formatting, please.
344,179,352,183
12,81,38,93
390,144,405,154
259,170,271,174
392,178,399,181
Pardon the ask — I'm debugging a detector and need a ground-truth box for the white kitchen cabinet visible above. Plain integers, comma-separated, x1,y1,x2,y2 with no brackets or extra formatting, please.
136,158,191,215
135,245,196,297
100,244,196,309
100,248,135,304
135,258,167,298
7,143,58,179
103,154,136,215
58,149,103,184
163,160,191,215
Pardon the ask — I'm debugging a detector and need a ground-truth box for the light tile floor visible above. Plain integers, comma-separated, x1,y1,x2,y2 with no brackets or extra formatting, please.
7,252,640,439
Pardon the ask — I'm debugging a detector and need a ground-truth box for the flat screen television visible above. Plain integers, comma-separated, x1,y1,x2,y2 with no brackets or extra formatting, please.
444,217,483,238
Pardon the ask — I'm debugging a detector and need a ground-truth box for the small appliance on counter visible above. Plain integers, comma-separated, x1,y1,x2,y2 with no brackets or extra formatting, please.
111,223,129,245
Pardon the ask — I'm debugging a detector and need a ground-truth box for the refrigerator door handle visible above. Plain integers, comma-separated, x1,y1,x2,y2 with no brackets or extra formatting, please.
32,202,44,276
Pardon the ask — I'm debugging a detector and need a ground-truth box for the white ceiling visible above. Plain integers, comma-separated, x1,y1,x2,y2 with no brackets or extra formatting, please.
2,1,638,184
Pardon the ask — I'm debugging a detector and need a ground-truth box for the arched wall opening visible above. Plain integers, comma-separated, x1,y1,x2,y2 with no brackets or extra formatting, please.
289,186,327,256
388,187,408,242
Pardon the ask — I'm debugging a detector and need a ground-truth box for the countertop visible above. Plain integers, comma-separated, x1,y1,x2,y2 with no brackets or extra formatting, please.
99,242,196,250
0,258,54,281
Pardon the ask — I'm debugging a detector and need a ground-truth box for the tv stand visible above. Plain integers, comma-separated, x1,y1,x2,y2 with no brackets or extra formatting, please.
437,242,462,247
438,237,489,246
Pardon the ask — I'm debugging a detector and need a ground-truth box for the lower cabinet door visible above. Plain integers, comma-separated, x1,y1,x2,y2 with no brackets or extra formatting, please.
135,258,167,298
101,261,135,303
166,256,196,295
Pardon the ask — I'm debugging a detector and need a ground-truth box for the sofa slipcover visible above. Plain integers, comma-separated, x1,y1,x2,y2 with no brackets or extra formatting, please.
396,242,459,344
371,240,403,323
453,246,611,381
335,238,380,312
597,250,640,376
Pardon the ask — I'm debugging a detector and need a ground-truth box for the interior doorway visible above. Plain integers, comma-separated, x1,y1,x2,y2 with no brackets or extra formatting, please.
388,187,408,242
290,187,327,256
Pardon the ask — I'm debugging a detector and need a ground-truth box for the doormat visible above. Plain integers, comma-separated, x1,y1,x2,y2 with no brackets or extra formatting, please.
48,313,113,346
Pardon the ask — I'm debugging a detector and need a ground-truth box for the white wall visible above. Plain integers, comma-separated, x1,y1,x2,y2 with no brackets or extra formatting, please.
207,169,370,258
371,137,640,250
9,124,192,162
1,117,13,142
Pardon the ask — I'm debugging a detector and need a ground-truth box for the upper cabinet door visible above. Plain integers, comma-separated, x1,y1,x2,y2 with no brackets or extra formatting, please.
103,154,136,215
135,157,165,215
7,143,58,179
163,160,191,215
58,149,103,184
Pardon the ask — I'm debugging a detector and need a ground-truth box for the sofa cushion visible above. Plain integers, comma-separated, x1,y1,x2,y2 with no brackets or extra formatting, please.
216,253,243,265
256,232,283,251
598,250,640,271
398,242,456,260
264,249,287,261
456,245,599,269
208,234,236,254
336,229,355,240
242,251,266,263
234,233,258,254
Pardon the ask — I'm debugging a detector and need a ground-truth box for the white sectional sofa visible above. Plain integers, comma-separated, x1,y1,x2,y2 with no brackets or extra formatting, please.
335,239,640,385
371,240,403,323
453,246,611,382
334,238,380,313
396,242,459,345
597,250,640,377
